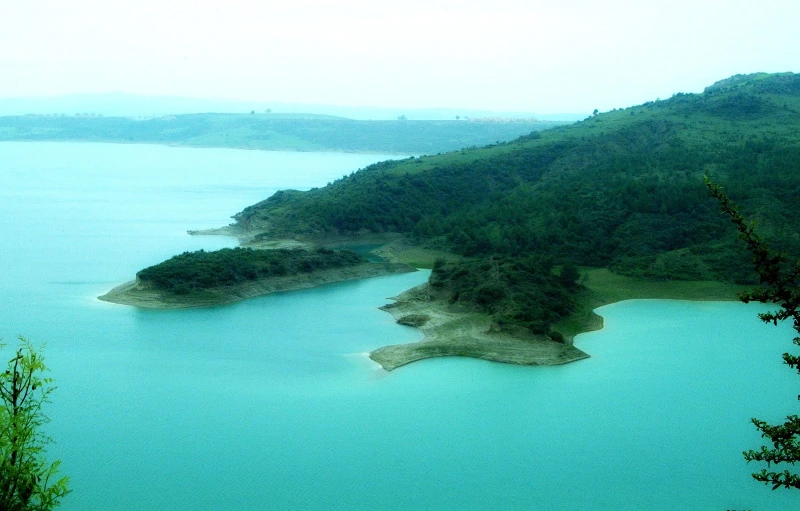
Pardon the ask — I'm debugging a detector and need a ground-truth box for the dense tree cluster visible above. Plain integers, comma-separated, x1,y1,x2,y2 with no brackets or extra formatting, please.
137,248,365,294
429,256,579,338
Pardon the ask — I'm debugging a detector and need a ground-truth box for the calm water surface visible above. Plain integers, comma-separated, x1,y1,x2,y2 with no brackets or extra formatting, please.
1,142,798,510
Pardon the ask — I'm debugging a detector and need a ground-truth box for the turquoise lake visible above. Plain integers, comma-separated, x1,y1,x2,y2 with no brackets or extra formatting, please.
1,142,798,510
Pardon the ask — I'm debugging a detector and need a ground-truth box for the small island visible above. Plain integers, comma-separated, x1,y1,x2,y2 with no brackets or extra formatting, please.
99,247,415,308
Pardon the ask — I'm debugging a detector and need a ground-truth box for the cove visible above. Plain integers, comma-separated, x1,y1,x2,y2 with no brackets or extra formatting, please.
1,142,798,510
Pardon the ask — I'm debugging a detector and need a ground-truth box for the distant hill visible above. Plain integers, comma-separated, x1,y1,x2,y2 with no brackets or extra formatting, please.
0,112,565,154
234,72,800,284
0,92,584,121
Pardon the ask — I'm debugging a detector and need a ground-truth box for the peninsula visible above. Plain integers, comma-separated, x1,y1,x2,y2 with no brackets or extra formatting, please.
103,72,799,371
206,73,799,370
99,247,415,308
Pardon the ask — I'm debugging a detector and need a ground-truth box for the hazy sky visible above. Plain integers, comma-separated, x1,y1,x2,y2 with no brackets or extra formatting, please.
2,0,798,113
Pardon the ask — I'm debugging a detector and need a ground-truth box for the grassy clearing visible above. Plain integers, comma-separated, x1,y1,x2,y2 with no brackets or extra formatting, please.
376,244,464,268
581,267,748,303
554,268,750,341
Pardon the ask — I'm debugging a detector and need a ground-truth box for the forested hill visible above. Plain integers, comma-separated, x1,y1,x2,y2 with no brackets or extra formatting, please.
235,72,800,283
0,113,561,154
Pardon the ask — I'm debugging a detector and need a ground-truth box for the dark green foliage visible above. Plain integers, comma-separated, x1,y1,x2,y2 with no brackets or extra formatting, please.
708,179,800,490
429,256,576,337
136,248,365,293
236,73,800,283
610,240,759,283
559,264,581,288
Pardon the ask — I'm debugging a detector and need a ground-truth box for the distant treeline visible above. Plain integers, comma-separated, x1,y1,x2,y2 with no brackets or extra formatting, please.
137,247,365,294
0,113,564,154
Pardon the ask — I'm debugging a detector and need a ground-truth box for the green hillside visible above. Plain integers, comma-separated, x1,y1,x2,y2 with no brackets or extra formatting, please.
237,72,800,280
0,113,562,154
229,73,800,339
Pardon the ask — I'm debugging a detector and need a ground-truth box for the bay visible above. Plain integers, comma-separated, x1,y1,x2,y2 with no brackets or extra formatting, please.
1,142,798,510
